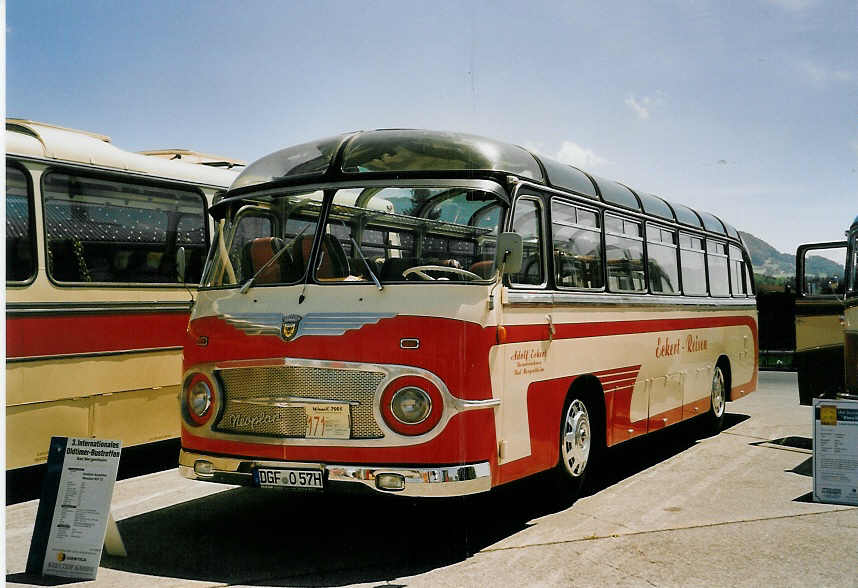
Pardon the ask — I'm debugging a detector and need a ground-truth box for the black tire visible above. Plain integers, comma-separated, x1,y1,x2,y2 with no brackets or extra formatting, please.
554,394,597,497
707,364,727,433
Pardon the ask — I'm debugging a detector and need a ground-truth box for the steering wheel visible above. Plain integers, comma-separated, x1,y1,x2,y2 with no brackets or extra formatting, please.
402,265,482,281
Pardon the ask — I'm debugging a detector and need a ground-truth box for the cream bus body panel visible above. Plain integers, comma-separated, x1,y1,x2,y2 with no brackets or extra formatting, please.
795,313,845,353
492,302,756,465
6,121,238,469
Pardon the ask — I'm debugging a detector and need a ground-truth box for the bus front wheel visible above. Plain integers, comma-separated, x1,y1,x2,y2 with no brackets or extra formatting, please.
555,395,595,496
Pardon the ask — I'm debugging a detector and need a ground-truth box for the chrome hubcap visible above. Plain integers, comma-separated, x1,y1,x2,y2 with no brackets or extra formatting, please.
711,367,726,418
562,399,591,477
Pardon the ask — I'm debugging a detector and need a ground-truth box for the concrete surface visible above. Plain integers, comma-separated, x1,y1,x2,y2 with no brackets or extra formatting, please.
6,371,857,587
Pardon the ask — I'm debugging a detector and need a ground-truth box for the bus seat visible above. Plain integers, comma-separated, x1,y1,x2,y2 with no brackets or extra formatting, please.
243,237,290,284
318,235,350,279
380,257,418,281
293,235,350,280
47,239,82,282
469,260,495,278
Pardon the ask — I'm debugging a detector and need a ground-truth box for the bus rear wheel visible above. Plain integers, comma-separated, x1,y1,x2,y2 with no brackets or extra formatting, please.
707,365,727,433
555,395,594,496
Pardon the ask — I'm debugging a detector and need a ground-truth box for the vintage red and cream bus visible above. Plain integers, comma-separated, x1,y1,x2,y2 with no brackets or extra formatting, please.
6,119,241,471
179,130,757,497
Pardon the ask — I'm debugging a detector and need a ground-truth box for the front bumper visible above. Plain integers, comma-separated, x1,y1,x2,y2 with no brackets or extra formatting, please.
179,449,492,497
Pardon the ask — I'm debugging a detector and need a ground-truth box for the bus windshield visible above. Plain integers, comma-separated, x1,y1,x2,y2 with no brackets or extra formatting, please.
202,185,505,288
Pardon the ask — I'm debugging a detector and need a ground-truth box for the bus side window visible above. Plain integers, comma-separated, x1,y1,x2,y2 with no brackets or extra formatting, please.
6,165,36,283
552,200,603,289
605,214,645,293
680,233,707,295
647,224,679,294
509,198,545,286
42,171,207,285
707,240,730,297
729,245,747,296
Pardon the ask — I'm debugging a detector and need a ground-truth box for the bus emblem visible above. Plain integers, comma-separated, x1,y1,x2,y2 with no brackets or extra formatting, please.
281,315,302,341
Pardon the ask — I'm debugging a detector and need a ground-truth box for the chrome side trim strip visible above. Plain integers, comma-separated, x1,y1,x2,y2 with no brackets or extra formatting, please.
451,398,502,412
221,312,395,340
506,290,757,309
178,450,492,497
7,301,193,316
7,346,183,364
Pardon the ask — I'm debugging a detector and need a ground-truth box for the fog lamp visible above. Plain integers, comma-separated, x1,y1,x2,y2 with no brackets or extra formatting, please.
194,460,214,476
376,473,406,491
391,387,431,425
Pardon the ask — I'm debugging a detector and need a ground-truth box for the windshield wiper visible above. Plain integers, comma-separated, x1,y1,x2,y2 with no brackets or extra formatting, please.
239,225,310,294
341,221,383,291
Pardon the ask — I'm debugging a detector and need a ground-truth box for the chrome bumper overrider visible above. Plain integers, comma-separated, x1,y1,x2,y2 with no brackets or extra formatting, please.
178,450,492,497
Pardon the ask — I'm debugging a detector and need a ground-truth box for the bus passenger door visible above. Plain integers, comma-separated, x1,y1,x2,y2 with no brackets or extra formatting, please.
794,241,847,405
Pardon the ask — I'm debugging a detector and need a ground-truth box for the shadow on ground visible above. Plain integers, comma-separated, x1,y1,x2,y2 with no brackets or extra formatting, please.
6,439,181,505
5,573,84,586
98,413,747,586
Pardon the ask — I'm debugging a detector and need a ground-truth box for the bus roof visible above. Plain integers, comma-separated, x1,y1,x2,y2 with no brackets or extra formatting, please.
138,149,246,169
6,119,239,188
227,129,732,234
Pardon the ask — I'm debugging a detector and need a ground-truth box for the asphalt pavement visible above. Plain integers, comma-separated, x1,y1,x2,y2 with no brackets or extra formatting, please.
6,371,857,587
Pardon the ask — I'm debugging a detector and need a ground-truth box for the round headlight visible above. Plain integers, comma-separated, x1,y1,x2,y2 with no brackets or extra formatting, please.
391,386,431,424
190,380,212,418
184,373,216,426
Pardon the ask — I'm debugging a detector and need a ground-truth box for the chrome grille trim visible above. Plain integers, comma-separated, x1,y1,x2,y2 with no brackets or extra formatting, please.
215,366,385,438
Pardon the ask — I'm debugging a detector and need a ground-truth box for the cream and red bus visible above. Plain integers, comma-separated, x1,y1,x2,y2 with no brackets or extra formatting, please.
178,130,757,497
6,119,241,471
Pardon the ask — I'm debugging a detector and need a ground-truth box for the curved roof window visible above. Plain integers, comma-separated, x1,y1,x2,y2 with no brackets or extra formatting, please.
231,134,351,191
697,211,727,234
593,177,640,210
638,193,674,221
341,130,542,181
720,219,740,239
539,157,597,198
670,202,703,228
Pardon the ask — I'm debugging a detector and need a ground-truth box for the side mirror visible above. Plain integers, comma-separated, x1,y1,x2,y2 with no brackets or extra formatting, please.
177,246,187,283
495,232,523,274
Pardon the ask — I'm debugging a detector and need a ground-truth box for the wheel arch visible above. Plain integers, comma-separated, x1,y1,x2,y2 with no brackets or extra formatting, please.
566,374,607,450
717,355,734,401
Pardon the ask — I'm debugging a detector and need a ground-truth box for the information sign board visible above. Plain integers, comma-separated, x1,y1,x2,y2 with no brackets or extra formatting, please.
26,437,122,580
813,398,858,506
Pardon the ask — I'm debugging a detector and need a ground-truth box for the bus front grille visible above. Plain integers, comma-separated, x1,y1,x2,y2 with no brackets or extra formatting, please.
214,366,386,439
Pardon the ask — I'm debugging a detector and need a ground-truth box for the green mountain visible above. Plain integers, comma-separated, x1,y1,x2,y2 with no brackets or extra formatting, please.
739,231,844,278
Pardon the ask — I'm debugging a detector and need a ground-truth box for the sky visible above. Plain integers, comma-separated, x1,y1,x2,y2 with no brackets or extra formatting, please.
6,0,857,259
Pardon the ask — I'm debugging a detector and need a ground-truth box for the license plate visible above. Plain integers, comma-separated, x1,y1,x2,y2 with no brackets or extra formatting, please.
254,467,324,489
305,404,351,439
